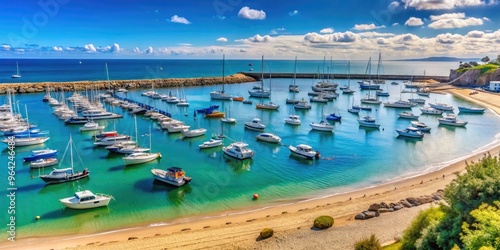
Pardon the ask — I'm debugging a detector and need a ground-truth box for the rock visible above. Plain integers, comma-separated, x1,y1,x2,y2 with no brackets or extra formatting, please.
378,208,394,213
128,237,138,240
355,213,366,220
260,228,274,239
400,199,413,208
368,203,381,211
393,205,403,211
406,197,420,206
363,211,377,219
417,195,434,204
380,202,389,208
389,202,398,208
26,87,36,93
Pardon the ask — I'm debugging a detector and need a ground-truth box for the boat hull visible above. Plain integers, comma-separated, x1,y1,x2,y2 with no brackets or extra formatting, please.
40,171,90,184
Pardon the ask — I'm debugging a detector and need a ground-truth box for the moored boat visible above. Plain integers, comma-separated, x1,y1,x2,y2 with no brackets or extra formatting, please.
123,152,161,165
410,121,431,132
60,190,113,210
429,102,454,111
458,106,486,114
256,133,281,143
357,116,380,128
181,128,207,138
398,111,419,120
396,127,424,138
199,138,223,149
288,144,320,160
222,142,254,160
419,107,443,115
310,120,334,132
151,167,192,186
29,158,59,169
438,115,467,127
285,114,301,125
245,118,265,131
23,148,58,161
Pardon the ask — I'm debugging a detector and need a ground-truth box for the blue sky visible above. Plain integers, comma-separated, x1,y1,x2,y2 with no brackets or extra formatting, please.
1,0,499,59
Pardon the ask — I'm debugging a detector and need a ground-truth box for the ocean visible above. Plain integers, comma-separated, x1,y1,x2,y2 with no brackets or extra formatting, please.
0,59,498,240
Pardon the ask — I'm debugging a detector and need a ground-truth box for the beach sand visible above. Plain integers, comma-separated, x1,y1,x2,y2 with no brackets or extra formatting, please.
2,87,499,250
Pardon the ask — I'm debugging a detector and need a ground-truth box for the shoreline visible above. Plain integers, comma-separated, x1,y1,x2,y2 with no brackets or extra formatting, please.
2,87,499,249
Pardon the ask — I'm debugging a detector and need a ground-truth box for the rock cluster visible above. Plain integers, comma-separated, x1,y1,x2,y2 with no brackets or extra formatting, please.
0,73,257,94
449,68,500,86
354,190,444,220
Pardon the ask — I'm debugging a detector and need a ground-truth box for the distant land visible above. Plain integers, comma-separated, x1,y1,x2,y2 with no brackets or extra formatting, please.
393,57,480,62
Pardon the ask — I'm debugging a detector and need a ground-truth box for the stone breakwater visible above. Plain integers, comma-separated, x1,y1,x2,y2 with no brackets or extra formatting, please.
0,73,257,94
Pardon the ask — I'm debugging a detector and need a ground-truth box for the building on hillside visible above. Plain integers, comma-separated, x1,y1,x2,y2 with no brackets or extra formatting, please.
490,81,500,92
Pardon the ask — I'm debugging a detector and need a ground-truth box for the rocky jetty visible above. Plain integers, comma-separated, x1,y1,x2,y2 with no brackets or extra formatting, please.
0,73,257,94
449,68,500,86
354,190,444,220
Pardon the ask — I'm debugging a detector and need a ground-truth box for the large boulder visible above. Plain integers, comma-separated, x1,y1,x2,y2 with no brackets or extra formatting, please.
380,202,389,209
368,203,381,211
417,195,434,204
355,213,367,220
393,205,403,211
313,215,334,229
400,199,413,208
378,208,394,213
363,211,378,219
406,197,420,206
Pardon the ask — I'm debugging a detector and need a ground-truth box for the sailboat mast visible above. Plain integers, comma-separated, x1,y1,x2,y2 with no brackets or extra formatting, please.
16,62,19,75
70,135,74,170
24,104,30,138
134,115,138,144
105,63,110,91
261,55,264,89
293,56,297,86
222,54,225,92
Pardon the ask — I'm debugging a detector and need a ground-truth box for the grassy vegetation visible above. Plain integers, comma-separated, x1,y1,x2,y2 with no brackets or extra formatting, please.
313,215,334,229
383,242,402,250
457,63,499,74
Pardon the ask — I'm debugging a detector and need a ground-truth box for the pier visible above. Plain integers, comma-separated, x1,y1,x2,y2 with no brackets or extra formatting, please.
240,72,449,82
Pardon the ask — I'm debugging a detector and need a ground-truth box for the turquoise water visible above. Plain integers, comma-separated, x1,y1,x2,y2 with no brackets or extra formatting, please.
1,78,499,240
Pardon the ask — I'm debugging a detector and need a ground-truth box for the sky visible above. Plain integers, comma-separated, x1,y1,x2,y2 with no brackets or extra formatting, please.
1,0,500,59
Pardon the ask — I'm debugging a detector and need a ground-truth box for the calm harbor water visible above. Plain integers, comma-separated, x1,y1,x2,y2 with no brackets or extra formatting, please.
0,60,499,240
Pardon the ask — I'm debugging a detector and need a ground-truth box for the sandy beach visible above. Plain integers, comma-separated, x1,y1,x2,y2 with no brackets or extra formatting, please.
2,87,499,250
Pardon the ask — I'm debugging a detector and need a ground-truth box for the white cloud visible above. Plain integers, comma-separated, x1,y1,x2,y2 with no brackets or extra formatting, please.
178,43,192,46
1,44,12,50
402,0,489,10
133,47,140,53
467,30,485,38
238,6,266,20
170,15,191,24
353,23,386,30
483,17,491,21
320,28,334,34
289,10,299,16
110,43,120,53
435,33,463,44
216,37,228,42
303,31,358,43
270,28,285,35
52,46,63,52
393,23,400,26
146,46,154,54
405,17,424,26
84,44,97,52
428,13,484,29
388,1,401,11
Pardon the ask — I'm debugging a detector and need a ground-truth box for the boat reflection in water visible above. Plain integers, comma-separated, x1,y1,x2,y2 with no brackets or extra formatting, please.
223,156,253,173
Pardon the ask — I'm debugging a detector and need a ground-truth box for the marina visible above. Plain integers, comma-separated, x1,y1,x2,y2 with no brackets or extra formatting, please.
0,63,499,241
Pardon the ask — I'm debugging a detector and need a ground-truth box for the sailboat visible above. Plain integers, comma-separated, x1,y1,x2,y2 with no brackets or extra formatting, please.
123,127,162,165
221,107,236,123
11,62,21,78
2,105,50,147
373,52,385,84
248,56,271,98
106,116,150,154
39,135,89,184
360,57,382,104
176,85,189,107
309,106,334,132
255,71,279,110
288,56,299,93
210,54,232,100
342,61,355,94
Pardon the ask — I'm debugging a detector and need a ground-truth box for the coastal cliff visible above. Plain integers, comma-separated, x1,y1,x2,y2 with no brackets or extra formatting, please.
449,68,500,86
0,73,257,94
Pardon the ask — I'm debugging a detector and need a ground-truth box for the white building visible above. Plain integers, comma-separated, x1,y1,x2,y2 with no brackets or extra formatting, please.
490,81,500,92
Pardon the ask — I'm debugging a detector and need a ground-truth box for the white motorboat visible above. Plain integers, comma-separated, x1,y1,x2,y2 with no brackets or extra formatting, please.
438,115,467,127
420,107,443,115
81,109,115,118
2,137,49,147
396,127,424,138
59,190,113,210
93,135,132,146
408,98,426,104
29,158,59,169
199,138,223,149
285,114,301,125
410,121,431,132
256,133,281,143
398,111,419,120
123,152,161,165
181,128,207,138
357,116,381,128
151,167,192,186
288,144,320,160
429,102,454,111
79,120,105,131
245,118,265,131
222,142,254,160
310,120,334,132
383,100,417,108
165,123,190,133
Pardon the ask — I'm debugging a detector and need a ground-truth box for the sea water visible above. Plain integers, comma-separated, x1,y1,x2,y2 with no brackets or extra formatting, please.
0,59,498,240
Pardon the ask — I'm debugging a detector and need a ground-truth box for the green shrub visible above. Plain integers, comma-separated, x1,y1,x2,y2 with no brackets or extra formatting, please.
354,234,382,250
400,206,445,250
313,215,334,229
259,228,273,239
